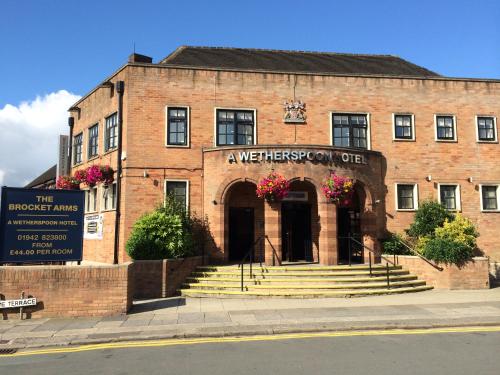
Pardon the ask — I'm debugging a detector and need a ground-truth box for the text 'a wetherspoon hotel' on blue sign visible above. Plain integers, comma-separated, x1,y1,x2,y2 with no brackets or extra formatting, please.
0,187,84,263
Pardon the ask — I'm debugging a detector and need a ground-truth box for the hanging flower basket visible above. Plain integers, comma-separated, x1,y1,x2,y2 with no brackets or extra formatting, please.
321,172,354,206
83,165,114,186
55,175,80,190
256,172,290,203
73,169,87,185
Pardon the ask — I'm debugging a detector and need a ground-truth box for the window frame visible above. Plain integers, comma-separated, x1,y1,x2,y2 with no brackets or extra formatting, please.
87,123,99,159
329,111,371,150
165,105,190,148
84,186,98,213
104,112,118,152
434,114,457,142
101,182,117,212
479,184,500,212
395,183,419,211
73,132,83,165
213,107,257,147
164,179,190,211
437,183,461,211
392,113,415,141
475,115,498,143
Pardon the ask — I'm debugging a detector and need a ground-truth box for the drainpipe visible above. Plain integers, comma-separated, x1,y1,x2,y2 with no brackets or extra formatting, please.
113,81,125,264
67,117,74,172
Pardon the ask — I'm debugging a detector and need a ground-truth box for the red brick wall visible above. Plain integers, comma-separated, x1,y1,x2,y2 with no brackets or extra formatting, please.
391,255,490,289
132,256,203,299
0,264,132,319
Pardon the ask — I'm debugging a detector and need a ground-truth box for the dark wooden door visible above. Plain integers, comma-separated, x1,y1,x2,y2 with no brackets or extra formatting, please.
281,203,312,262
228,207,254,262
338,207,362,264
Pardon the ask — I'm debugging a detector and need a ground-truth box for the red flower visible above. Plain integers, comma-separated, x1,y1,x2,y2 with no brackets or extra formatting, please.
256,172,290,202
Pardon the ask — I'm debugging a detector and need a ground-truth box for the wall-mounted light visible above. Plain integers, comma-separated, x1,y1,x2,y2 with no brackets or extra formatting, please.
212,200,217,205
143,170,149,178
426,175,432,182
467,177,473,183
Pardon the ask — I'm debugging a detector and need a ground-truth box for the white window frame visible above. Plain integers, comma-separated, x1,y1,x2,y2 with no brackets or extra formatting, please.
475,115,498,143
479,184,500,212
434,114,457,142
395,183,419,211
437,183,461,211
101,182,117,212
329,111,372,150
165,105,190,148
103,112,118,153
164,179,190,210
84,186,98,213
392,113,415,141
213,107,257,147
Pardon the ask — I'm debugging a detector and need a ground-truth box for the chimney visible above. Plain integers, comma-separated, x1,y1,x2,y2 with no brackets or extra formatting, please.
128,53,153,63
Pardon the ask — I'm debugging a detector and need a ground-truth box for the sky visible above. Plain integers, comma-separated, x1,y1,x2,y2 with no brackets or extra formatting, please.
0,0,499,187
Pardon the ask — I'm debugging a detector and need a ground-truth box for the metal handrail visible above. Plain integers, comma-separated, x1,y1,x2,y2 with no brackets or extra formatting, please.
394,237,444,271
265,235,281,266
238,235,265,292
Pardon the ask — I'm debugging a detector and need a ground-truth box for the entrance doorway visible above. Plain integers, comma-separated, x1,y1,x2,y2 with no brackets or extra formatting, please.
281,203,312,262
337,194,363,264
228,207,254,262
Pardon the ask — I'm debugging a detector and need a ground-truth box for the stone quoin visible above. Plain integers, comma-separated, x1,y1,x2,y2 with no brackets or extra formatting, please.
66,46,499,275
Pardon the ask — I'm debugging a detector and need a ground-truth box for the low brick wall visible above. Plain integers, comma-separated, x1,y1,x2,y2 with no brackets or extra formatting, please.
0,264,133,319
133,256,204,299
388,255,490,289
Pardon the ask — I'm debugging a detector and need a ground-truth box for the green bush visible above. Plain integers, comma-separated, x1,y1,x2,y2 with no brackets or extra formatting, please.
407,200,454,238
382,233,412,255
434,214,478,250
421,237,474,265
126,196,195,260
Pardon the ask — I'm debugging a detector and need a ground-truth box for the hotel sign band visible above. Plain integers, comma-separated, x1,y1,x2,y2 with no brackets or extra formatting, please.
0,187,84,263
227,149,368,165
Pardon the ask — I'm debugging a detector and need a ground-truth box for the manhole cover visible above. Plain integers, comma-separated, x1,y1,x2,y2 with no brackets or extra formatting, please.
0,348,17,355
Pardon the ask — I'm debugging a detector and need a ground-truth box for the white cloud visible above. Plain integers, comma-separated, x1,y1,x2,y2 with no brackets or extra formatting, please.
0,90,81,187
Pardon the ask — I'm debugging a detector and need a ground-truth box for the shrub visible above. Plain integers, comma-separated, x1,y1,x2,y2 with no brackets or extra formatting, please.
407,200,454,238
382,233,412,255
421,237,474,265
126,196,195,260
434,214,478,250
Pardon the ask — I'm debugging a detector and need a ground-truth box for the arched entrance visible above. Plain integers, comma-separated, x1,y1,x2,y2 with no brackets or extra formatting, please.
281,180,319,263
337,184,365,264
225,181,264,262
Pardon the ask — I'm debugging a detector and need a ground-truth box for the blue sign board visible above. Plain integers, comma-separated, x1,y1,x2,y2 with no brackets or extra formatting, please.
0,187,84,263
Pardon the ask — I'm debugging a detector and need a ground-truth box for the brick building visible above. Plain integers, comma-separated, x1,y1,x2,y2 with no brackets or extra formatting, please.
68,46,500,276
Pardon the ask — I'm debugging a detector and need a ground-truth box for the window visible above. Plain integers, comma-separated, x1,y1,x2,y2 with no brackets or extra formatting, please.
105,113,118,151
85,187,98,213
435,115,456,141
166,107,189,146
393,114,414,140
332,114,368,149
103,183,117,210
73,133,83,165
88,124,99,158
216,110,254,146
439,184,461,211
165,180,189,210
396,184,418,210
476,116,497,142
480,185,499,211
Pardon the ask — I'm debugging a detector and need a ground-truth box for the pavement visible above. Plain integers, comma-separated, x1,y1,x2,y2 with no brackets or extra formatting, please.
1,288,500,350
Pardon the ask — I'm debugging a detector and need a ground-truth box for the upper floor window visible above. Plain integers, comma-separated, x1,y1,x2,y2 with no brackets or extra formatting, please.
438,184,461,211
480,185,499,211
476,116,497,142
105,113,118,151
332,114,368,149
216,109,254,146
166,107,188,146
165,180,189,210
393,114,414,140
88,124,99,158
396,183,418,211
435,115,456,141
103,183,117,211
73,133,83,165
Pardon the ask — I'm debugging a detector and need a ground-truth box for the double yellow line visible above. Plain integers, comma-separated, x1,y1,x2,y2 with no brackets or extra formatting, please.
2,325,500,358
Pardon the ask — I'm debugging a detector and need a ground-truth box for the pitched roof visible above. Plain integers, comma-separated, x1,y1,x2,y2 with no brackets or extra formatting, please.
24,165,57,188
160,46,439,77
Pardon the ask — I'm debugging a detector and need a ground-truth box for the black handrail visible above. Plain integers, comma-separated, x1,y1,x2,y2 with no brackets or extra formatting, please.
238,235,265,292
265,235,281,266
394,237,444,271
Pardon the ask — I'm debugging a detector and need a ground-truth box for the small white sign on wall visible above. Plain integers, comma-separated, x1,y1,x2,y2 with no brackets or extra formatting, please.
84,214,103,240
